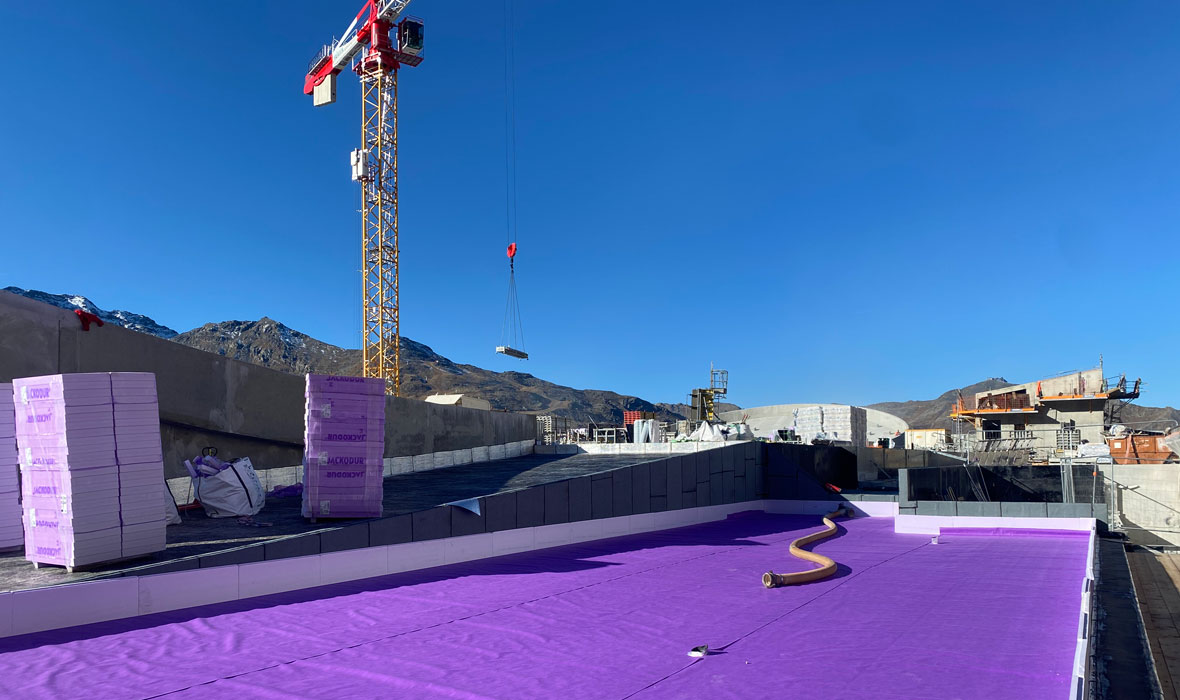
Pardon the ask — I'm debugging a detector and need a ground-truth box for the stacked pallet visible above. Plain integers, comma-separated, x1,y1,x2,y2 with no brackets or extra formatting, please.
303,375,386,519
0,385,21,549
792,405,868,446
14,373,166,570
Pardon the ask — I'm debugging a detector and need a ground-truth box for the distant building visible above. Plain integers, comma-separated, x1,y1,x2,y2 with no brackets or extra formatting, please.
424,394,492,411
950,368,1139,463
906,428,950,451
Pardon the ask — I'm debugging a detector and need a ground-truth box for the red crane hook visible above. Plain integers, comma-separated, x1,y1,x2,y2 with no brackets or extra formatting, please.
506,242,517,259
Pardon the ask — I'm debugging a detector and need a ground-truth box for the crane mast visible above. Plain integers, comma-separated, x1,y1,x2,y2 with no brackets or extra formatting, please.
305,0,423,396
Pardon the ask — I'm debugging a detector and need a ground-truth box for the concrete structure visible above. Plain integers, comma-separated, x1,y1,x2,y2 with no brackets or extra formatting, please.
424,394,491,411
906,428,950,450
1101,462,1180,547
951,368,1133,463
0,291,533,478
718,403,907,446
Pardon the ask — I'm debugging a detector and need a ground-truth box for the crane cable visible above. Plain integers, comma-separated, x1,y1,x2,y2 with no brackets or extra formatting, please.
499,0,525,355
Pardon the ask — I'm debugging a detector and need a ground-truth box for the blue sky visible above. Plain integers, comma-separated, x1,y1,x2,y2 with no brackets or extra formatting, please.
1,1,1177,409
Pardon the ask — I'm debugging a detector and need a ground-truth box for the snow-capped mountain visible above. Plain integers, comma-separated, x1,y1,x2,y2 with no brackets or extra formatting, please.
3,287,179,339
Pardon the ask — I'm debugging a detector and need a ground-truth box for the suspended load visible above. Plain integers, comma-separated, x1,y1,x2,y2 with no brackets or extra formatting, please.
497,242,528,359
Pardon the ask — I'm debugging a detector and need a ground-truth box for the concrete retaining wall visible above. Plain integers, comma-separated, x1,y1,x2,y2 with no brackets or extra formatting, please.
1100,463,1180,546
0,291,534,478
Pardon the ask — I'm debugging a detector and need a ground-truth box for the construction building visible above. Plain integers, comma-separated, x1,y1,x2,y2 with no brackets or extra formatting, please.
424,394,492,411
950,368,1142,463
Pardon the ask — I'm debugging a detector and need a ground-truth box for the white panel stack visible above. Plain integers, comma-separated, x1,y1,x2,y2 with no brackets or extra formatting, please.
14,374,123,568
792,405,868,447
0,384,21,549
820,405,868,447
13,372,166,570
111,373,166,558
792,406,826,444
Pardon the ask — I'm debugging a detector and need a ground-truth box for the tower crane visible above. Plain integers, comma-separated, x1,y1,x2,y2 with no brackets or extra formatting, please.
304,0,424,396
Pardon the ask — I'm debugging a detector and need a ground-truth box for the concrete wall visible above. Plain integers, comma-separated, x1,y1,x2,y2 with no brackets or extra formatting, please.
0,291,534,478
1100,463,1180,546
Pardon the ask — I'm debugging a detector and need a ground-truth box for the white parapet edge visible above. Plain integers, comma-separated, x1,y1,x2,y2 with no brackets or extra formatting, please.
534,441,744,456
0,500,771,639
894,514,1095,535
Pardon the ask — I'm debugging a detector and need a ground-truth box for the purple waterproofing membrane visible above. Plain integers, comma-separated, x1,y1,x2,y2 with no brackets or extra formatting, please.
13,373,113,407
0,514,1086,699
306,374,386,396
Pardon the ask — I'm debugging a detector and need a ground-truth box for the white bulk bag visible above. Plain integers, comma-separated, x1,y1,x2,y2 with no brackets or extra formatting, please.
164,482,182,525
192,457,265,518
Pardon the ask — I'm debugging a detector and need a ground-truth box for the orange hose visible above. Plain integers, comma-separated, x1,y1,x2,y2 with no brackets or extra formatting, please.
762,507,851,588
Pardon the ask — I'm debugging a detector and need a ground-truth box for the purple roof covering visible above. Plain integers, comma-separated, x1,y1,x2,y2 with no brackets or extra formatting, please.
0,513,1086,699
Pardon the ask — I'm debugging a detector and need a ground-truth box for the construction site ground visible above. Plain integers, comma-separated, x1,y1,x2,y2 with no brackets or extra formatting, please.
1128,547,1180,698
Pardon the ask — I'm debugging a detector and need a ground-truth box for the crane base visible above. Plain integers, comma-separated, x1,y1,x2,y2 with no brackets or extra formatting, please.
496,346,528,360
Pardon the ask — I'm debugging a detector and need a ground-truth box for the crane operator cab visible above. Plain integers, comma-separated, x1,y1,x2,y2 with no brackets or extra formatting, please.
399,19,424,56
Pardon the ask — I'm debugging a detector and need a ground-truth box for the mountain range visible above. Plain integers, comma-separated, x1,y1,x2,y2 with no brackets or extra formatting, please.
8,286,1179,430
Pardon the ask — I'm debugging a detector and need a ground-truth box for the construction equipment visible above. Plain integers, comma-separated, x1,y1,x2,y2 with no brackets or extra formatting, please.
497,243,527,359
496,0,527,360
304,1,424,395
688,364,729,422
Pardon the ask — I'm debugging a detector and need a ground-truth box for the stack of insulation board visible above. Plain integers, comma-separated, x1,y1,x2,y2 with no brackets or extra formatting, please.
0,384,21,549
111,373,166,558
792,406,826,444
792,405,868,447
820,405,868,447
15,374,123,568
303,374,386,519
14,373,166,569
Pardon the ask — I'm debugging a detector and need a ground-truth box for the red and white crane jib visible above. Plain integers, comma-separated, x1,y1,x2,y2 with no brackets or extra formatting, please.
304,0,423,106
